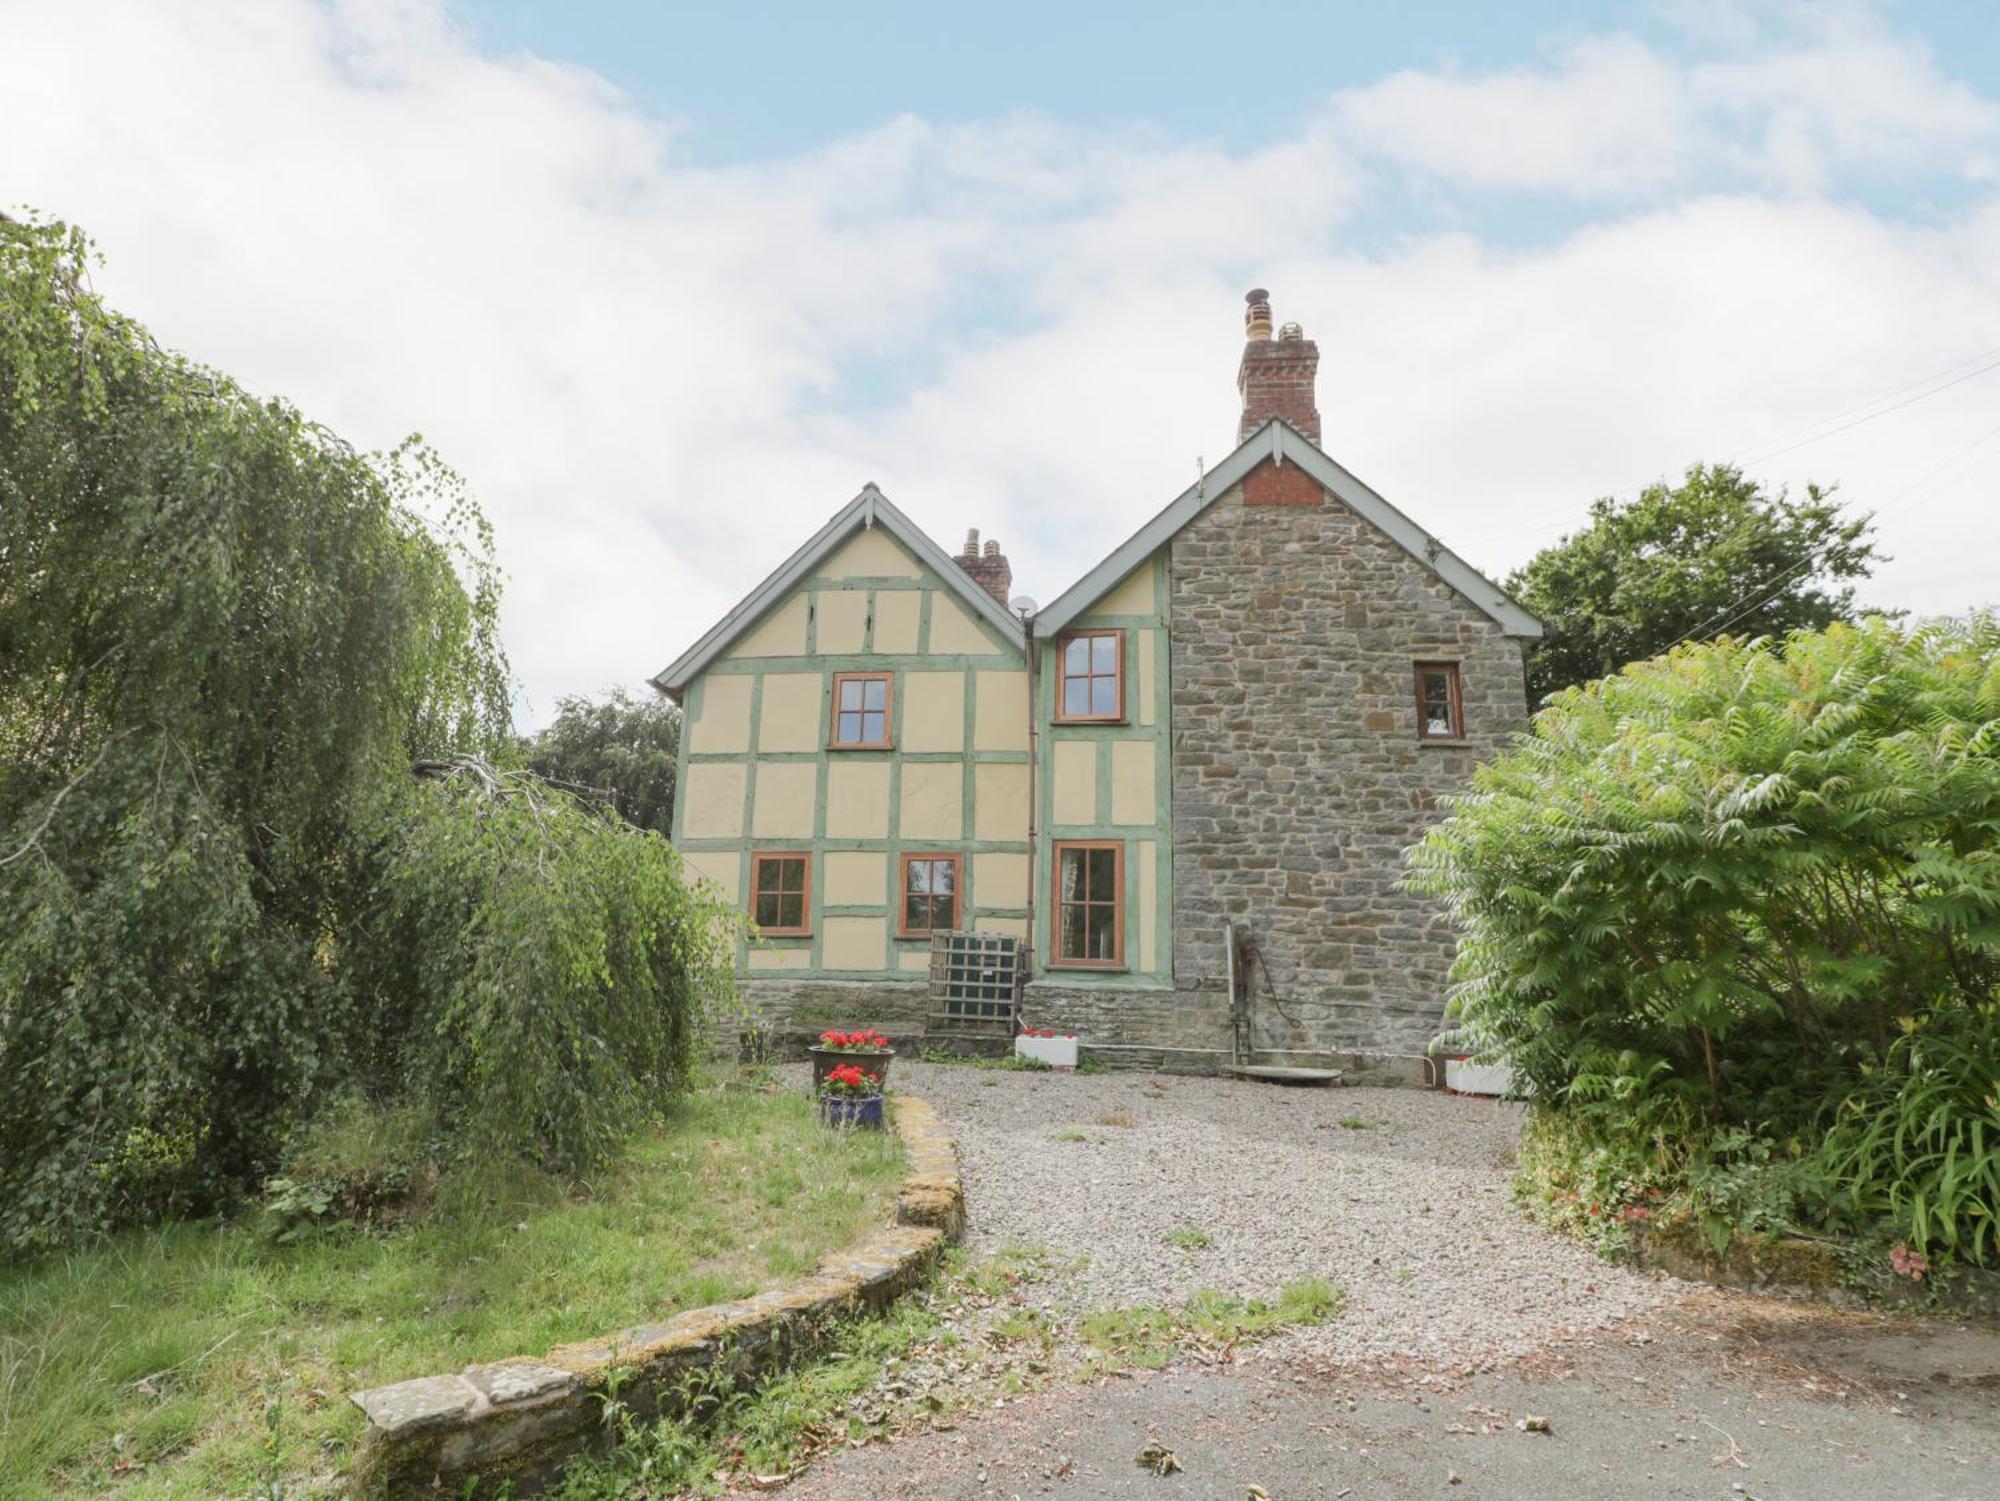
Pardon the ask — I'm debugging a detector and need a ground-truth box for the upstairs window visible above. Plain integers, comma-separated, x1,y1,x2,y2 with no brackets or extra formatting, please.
1415,662,1464,740
899,852,962,937
751,853,810,935
830,671,892,748
1055,630,1123,723
1052,840,1124,968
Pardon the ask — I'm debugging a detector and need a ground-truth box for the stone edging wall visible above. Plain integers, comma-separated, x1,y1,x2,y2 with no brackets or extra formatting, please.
348,1095,964,1497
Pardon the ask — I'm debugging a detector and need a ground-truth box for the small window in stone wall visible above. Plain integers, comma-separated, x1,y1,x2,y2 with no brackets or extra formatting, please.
1415,662,1464,740
751,852,810,935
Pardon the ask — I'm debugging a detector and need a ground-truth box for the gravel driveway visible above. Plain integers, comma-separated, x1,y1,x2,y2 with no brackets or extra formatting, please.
887,1059,1680,1369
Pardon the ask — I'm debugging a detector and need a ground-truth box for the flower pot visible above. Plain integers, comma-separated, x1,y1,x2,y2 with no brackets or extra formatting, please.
808,1045,894,1091
1014,1033,1078,1070
818,1093,886,1130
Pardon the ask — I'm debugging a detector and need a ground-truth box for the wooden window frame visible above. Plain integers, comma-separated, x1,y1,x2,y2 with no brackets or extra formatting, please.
749,851,812,936
1050,839,1125,970
1414,661,1465,741
1052,629,1125,725
897,851,964,938
828,670,894,750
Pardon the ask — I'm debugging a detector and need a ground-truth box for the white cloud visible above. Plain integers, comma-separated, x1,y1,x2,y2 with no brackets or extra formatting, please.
2,0,1996,723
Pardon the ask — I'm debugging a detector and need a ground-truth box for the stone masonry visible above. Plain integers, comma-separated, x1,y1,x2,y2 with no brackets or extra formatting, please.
1169,461,1530,1058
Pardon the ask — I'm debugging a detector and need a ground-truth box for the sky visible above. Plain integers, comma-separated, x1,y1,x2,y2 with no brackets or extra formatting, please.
4,0,1998,724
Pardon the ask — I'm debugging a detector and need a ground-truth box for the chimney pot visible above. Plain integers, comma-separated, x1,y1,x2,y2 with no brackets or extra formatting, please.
983,539,999,557
1244,287,1273,341
956,527,1013,605
962,527,980,559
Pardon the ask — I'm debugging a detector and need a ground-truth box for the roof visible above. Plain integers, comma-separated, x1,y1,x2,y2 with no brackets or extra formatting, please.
1034,420,1544,640
651,484,1026,699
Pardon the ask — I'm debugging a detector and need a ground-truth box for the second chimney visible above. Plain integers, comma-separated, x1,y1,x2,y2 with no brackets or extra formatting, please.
1236,287,1320,445
956,529,1013,605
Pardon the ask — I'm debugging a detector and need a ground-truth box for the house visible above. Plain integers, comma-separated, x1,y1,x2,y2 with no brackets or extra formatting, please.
653,290,1542,1074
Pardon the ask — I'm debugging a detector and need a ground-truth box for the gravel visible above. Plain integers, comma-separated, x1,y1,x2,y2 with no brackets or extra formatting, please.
882,1059,1683,1370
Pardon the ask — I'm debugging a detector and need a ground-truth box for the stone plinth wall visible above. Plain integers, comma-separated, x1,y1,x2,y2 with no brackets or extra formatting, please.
721,977,934,1057
1169,473,1530,1058
348,1097,963,1498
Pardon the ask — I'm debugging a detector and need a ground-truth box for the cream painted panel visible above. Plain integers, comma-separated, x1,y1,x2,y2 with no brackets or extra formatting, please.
1052,740,1097,826
872,589,922,653
1138,838,1158,973
825,761,890,838
729,593,808,658
752,762,816,838
973,851,1029,909
1097,563,1156,617
901,671,965,752
927,593,993,655
976,915,1027,940
898,761,963,840
973,670,1029,751
688,675,751,754
897,948,931,973
823,850,887,906
757,673,822,753
748,946,808,971
680,849,740,900
821,915,887,971
1138,630,1158,728
682,763,746,838
1111,739,1155,826
823,527,922,579
973,763,1030,842
814,589,868,654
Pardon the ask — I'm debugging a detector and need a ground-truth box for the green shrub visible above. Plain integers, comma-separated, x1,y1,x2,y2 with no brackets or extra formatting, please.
1410,615,2000,1263
0,216,739,1250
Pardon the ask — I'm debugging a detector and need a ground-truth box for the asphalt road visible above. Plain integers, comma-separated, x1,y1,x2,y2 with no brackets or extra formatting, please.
774,1298,2000,1501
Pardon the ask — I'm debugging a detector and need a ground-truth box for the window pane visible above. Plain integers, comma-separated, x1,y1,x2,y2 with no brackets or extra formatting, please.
908,860,932,895
936,891,956,929
1064,637,1090,674
904,892,925,929
1085,901,1116,959
862,709,885,741
1090,677,1117,716
1063,677,1091,717
779,893,803,929
932,860,955,896
838,678,863,711
756,892,782,927
836,710,859,742
1421,670,1450,705
1059,903,1087,958
1059,848,1085,901
1091,634,1117,672
1085,847,1117,902
863,677,887,710
1425,703,1454,736
782,858,805,893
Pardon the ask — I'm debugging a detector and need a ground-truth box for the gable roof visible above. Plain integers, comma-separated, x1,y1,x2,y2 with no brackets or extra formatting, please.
1035,420,1544,640
651,484,1026,699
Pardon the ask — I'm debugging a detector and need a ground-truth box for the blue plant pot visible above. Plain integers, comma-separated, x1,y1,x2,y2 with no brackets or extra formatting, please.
818,1093,886,1130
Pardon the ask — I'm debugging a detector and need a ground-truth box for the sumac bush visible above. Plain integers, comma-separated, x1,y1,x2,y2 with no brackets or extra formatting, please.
0,217,737,1251
1409,615,2000,1263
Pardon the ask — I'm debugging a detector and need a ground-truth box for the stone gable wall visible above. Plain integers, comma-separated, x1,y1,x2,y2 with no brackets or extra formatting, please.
1168,466,1529,1057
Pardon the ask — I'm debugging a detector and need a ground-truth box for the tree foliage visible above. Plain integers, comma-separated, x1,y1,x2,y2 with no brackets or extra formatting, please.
1508,464,1884,701
1409,616,2000,1262
523,688,681,836
0,217,736,1250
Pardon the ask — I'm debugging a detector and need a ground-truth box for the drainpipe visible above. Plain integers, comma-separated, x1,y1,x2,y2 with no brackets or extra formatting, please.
1019,609,1038,1027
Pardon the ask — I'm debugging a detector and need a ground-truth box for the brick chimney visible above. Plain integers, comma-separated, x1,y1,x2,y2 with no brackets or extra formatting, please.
1236,288,1320,445
955,527,1013,605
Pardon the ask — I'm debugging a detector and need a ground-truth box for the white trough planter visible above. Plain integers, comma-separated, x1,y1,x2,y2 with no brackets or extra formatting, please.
1014,1033,1079,1071
1445,1058,1517,1096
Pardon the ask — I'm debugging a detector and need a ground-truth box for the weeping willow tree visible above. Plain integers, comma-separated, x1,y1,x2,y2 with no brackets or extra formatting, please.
0,217,737,1250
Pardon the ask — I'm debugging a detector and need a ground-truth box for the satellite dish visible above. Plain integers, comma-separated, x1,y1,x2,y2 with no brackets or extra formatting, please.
1009,595,1038,618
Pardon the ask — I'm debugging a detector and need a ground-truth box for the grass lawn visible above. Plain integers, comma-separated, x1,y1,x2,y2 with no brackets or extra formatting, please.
0,1082,905,1499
